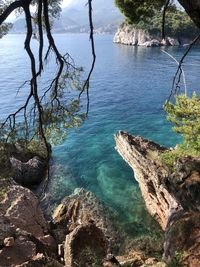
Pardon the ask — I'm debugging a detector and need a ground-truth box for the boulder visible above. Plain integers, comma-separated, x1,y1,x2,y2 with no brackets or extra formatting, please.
0,235,37,267
1,184,49,238
52,188,124,253
10,156,47,186
64,223,108,267
142,39,161,47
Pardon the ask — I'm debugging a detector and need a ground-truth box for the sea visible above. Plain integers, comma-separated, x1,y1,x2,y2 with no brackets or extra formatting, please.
0,33,200,237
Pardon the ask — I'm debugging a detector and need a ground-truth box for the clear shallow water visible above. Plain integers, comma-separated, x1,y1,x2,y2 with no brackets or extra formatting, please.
0,34,200,237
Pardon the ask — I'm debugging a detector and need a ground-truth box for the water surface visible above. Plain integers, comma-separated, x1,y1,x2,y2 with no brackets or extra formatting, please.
0,34,200,237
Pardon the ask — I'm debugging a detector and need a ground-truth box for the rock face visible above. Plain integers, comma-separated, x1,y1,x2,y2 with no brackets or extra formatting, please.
113,25,190,47
115,131,179,230
113,26,151,46
52,188,124,254
0,179,58,267
115,131,200,266
10,156,47,186
64,223,108,267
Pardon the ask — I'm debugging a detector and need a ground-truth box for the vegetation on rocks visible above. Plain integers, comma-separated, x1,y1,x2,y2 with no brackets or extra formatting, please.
115,0,198,39
161,93,200,169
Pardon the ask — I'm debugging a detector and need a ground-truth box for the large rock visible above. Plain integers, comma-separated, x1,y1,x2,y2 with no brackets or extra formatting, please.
0,184,49,238
52,188,124,253
113,25,193,47
10,156,47,186
64,223,108,267
0,179,57,266
115,131,200,266
115,131,179,230
113,25,150,46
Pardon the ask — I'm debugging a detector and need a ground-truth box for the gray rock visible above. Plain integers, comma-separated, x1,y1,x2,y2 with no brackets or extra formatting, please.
10,156,47,186
142,39,161,47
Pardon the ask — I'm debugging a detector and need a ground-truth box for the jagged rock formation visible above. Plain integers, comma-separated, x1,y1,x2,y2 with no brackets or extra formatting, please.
0,180,114,266
115,131,200,266
113,25,188,47
0,178,59,267
115,131,179,229
52,188,125,254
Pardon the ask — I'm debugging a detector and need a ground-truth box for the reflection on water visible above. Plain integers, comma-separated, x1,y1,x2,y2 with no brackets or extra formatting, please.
0,34,200,238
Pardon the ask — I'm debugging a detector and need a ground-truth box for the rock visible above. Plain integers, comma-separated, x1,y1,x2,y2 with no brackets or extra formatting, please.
4,236,14,247
141,39,161,47
115,131,179,230
53,188,124,253
113,25,181,47
10,156,47,186
115,131,200,266
113,25,150,46
166,157,200,211
103,254,121,266
117,250,146,267
167,37,180,46
164,211,200,267
0,235,37,266
64,223,108,267
1,184,49,238
16,253,64,267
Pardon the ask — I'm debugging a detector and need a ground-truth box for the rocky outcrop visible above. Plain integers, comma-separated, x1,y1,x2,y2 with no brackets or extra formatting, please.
113,25,189,47
52,188,125,254
0,178,58,267
113,26,151,46
64,223,108,267
115,131,179,230
10,156,47,186
115,131,200,266
0,140,49,187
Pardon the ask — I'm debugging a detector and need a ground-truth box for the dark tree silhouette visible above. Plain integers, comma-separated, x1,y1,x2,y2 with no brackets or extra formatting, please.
0,0,96,159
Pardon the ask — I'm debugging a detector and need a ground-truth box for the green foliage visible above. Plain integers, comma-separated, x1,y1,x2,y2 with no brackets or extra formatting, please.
161,93,200,169
115,0,198,39
148,9,199,39
167,251,183,267
115,0,165,25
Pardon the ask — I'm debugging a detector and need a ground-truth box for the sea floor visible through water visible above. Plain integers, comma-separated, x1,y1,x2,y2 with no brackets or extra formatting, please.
0,34,200,240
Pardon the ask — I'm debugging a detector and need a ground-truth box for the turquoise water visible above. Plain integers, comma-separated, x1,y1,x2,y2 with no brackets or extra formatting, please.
0,34,200,236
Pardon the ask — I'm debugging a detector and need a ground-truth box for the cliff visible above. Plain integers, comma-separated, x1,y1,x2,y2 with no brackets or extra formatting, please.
115,131,200,266
113,25,190,47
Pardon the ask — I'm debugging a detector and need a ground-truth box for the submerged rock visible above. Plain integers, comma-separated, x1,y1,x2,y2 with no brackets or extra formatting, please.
115,131,200,266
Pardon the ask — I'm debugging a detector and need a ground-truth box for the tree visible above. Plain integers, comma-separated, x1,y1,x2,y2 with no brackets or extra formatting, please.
115,0,198,40
0,0,95,158
115,0,166,24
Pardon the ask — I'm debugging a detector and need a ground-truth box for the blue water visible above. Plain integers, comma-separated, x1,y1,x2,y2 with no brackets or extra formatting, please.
0,34,200,236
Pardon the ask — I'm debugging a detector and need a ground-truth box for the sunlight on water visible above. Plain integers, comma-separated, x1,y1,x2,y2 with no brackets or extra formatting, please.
0,34,200,237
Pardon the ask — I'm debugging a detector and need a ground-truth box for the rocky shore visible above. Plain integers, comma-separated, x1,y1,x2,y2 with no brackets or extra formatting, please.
113,25,191,47
115,131,200,266
0,133,199,266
